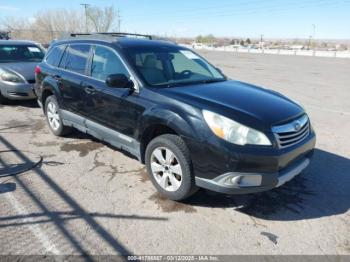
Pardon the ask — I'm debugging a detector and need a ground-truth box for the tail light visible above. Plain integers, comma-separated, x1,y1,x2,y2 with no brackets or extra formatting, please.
35,66,41,74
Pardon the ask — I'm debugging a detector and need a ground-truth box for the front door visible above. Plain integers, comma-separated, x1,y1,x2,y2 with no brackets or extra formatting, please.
85,45,144,143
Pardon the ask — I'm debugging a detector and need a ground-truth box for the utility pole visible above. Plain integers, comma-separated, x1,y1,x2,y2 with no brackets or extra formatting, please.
308,24,316,50
80,3,91,33
308,35,312,50
117,9,122,32
260,34,264,49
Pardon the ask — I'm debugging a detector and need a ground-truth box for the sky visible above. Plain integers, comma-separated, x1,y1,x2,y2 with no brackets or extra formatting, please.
0,0,349,39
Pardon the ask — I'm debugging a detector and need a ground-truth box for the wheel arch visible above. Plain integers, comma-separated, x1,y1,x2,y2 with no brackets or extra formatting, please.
40,78,62,113
138,108,199,164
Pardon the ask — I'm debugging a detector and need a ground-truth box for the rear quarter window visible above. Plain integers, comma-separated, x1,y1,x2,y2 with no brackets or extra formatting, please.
45,45,66,67
61,44,91,75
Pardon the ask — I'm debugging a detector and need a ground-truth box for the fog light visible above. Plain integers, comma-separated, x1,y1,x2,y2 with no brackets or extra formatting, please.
231,176,242,186
230,175,262,187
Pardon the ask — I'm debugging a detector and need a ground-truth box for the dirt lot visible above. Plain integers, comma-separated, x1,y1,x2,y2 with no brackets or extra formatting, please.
0,51,349,256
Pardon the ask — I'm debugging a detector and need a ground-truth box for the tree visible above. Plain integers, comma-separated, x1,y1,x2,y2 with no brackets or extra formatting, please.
86,6,118,32
195,34,216,44
0,5,119,43
240,39,245,46
246,38,251,45
196,35,203,43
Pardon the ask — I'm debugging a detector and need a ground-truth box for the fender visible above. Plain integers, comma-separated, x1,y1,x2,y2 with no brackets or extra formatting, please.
40,76,63,108
137,104,203,142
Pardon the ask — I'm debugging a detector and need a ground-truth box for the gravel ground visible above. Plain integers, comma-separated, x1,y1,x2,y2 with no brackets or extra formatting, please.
0,51,349,256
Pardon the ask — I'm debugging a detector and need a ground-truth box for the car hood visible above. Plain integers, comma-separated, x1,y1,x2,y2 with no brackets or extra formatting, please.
159,80,304,131
0,62,38,80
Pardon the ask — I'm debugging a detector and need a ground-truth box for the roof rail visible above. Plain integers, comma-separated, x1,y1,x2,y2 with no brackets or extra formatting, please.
70,32,152,40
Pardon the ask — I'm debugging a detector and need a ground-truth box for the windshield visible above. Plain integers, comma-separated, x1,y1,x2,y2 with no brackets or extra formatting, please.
0,45,45,63
124,46,226,87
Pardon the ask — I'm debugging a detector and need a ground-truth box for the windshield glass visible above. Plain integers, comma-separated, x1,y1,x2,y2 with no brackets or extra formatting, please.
124,46,226,87
0,45,45,63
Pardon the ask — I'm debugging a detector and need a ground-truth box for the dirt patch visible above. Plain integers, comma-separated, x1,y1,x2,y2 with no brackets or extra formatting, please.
1,119,46,133
88,152,106,172
107,166,145,182
31,141,60,147
32,119,46,131
261,232,278,245
149,193,197,213
60,141,104,157
138,168,149,183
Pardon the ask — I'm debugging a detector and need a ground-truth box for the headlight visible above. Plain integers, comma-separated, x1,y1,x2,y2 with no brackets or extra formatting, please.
203,110,271,146
0,68,24,83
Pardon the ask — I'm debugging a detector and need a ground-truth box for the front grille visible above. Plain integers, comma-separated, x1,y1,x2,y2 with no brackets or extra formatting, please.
272,115,310,148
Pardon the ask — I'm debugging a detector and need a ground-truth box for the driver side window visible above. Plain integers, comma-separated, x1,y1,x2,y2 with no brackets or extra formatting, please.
91,46,129,82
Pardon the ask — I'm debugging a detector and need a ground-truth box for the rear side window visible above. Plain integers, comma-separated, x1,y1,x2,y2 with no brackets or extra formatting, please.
61,44,91,75
45,45,65,67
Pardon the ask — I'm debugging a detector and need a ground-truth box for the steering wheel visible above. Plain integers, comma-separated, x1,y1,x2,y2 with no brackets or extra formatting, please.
179,70,193,79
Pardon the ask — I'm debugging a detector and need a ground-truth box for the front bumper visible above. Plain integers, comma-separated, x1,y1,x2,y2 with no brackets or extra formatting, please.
188,130,316,194
0,81,36,100
195,157,310,194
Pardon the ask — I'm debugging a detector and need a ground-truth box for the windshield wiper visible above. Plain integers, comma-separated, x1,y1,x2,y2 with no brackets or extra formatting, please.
200,78,226,84
158,78,226,88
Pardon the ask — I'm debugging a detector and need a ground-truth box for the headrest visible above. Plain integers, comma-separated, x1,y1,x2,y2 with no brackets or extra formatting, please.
143,55,158,69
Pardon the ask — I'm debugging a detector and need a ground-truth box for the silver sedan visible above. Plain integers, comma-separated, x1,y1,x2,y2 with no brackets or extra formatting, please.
0,40,45,103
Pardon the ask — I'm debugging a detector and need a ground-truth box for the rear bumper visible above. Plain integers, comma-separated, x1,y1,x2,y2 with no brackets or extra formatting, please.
0,81,36,100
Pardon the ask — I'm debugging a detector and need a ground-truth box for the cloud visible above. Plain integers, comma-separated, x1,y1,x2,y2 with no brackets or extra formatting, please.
0,5,19,11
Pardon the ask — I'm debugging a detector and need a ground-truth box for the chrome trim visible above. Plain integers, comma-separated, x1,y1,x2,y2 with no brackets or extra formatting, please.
272,114,309,133
277,123,309,139
272,115,310,148
276,158,310,187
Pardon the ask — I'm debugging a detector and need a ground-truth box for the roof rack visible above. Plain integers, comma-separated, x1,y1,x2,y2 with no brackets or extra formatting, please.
70,32,152,40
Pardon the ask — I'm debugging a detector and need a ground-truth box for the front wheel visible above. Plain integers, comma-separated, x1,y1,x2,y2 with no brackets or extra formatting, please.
0,91,7,104
45,96,71,136
145,134,198,201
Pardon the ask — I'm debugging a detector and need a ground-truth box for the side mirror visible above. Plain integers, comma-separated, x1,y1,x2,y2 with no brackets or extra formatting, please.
106,74,134,89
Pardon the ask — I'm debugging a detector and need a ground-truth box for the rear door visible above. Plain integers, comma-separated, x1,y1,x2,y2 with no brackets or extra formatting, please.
58,44,92,117
35,44,66,99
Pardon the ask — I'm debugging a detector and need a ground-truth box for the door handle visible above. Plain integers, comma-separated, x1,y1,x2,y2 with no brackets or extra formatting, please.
84,86,96,95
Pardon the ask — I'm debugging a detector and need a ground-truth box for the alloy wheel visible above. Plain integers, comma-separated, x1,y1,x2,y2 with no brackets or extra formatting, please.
150,147,183,192
47,101,60,131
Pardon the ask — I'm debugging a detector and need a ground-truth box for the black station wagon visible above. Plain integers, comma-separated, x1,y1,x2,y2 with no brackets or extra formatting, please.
34,33,316,200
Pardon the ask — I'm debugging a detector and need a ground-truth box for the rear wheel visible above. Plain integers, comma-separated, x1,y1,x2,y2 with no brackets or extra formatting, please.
145,134,198,201
45,95,71,136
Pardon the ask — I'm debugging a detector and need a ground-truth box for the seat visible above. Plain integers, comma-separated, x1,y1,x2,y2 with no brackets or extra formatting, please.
140,55,167,85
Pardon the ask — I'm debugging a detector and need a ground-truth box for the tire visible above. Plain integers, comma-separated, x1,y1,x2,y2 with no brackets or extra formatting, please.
0,90,8,104
145,134,198,201
45,95,72,136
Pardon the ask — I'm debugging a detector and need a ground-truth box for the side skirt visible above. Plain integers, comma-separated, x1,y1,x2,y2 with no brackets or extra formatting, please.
60,110,141,161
